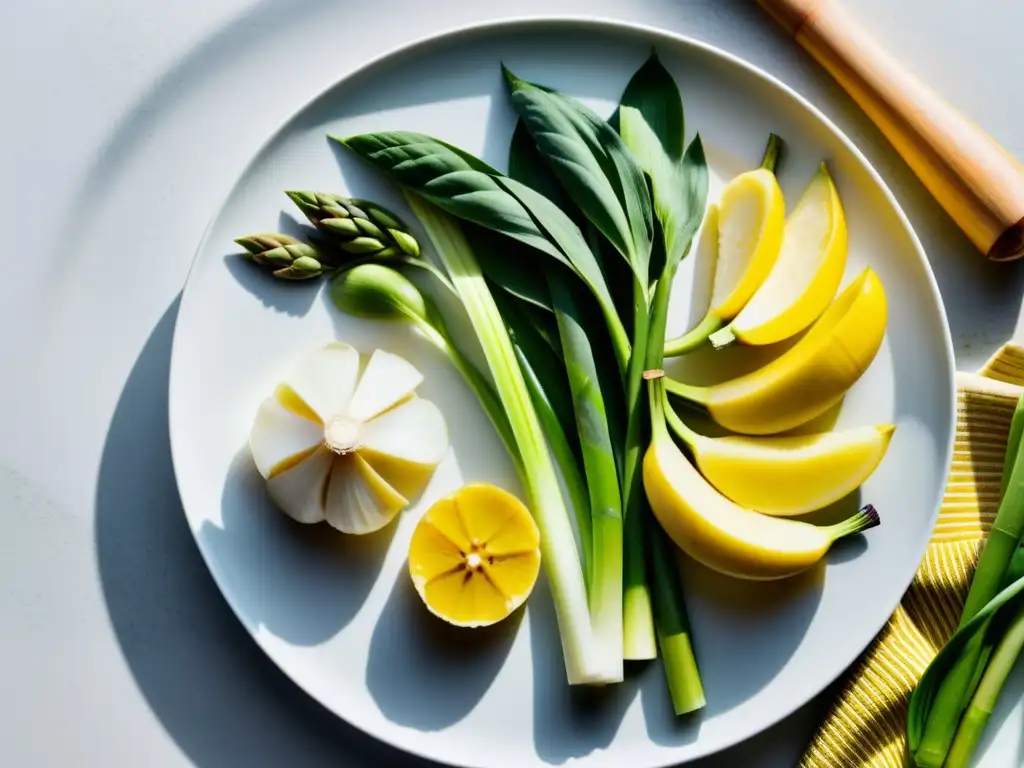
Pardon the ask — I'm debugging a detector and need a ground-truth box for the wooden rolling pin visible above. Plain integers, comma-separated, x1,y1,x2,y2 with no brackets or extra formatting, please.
757,0,1024,261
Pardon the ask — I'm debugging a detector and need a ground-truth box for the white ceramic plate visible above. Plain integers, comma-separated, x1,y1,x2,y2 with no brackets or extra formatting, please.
168,17,955,768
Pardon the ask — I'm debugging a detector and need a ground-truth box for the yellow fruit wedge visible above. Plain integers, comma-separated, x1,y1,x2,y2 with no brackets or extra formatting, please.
408,483,542,627
665,135,786,357
666,267,887,435
664,395,894,515
249,342,449,533
643,401,882,580
709,163,848,349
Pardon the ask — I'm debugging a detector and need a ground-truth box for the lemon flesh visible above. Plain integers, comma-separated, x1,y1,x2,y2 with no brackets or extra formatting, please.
720,163,848,347
409,483,541,627
692,424,895,516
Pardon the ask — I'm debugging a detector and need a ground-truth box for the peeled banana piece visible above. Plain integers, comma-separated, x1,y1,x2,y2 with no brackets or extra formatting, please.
643,409,881,580
667,267,887,436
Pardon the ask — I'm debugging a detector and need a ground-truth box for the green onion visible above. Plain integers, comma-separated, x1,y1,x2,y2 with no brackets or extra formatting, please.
622,280,657,659
647,395,705,714
405,193,613,684
909,575,1024,767
494,288,592,574
910,388,1024,765
617,49,709,698
961,388,1024,624
944,607,1024,768
330,263,520,472
547,273,624,678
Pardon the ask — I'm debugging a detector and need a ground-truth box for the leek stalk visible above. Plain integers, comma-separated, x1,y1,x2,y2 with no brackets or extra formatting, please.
407,192,612,685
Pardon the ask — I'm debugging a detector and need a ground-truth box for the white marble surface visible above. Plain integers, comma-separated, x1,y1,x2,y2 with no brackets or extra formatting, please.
1,1,1022,766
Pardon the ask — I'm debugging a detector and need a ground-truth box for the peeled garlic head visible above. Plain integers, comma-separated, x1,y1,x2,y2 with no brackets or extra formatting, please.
249,342,449,534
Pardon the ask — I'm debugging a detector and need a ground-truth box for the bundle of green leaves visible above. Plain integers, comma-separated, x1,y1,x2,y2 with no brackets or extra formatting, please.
336,51,709,708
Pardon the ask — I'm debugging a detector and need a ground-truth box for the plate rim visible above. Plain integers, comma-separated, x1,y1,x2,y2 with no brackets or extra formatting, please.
168,13,957,767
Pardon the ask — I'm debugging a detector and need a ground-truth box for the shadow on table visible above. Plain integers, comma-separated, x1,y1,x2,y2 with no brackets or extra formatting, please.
366,572,521,731
94,297,441,768
197,447,395,646
528,577,641,765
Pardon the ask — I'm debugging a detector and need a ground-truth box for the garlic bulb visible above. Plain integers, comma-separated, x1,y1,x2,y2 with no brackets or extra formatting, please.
249,342,449,534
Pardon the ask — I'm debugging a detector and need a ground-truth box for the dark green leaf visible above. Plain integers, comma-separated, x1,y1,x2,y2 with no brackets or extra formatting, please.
618,51,709,274
619,50,685,160
340,130,630,363
908,574,1024,764
502,66,653,283
339,132,568,266
508,120,577,220
464,224,554,314
492,286,580,466
495,175,630,364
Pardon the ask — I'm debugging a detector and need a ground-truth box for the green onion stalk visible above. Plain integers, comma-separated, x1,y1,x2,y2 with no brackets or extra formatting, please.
494,290,593,575
962,389,1024,624
908,574,1024,768
330,263,519,471
547,272,625,678
405,193,617,685
909,389,1024,766
943,606,1024,768
643,263,705,714
622,278,657,660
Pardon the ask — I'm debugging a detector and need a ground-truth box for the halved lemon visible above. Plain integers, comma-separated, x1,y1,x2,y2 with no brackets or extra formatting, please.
408,484,541,628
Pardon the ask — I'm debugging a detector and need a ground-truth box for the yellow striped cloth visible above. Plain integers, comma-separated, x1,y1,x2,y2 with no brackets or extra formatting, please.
800,343,1024,767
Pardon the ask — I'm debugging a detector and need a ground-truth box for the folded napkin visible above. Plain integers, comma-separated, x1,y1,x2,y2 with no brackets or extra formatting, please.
800,343,1024,767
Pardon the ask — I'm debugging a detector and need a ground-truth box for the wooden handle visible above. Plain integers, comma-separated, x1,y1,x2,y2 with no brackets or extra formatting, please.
757,0,1024,261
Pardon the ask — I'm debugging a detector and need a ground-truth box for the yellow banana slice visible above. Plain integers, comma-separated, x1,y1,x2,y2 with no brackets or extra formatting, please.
643,401,881,580
668,398,894,515
710,163,848,348
665,136,786,356
667,267,887,435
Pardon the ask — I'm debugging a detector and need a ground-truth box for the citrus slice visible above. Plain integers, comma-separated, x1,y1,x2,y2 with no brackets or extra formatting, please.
408,483,541,627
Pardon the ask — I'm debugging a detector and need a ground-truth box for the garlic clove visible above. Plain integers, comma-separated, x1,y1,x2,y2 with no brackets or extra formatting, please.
346,348,424,422
284,342,361,424
361,397,449,465
359,398,449,500
265,446,333,524
323,454,408,534
249,396,324,478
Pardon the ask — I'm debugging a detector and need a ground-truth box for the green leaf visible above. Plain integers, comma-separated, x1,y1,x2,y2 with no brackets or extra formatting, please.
502,65,653,284
465,224,554,314
619,51,685,159
508,120,577,221
908,574,1024,766
338,132,567,265
508,120,630,335
340,130,630,366
618,50,709,274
